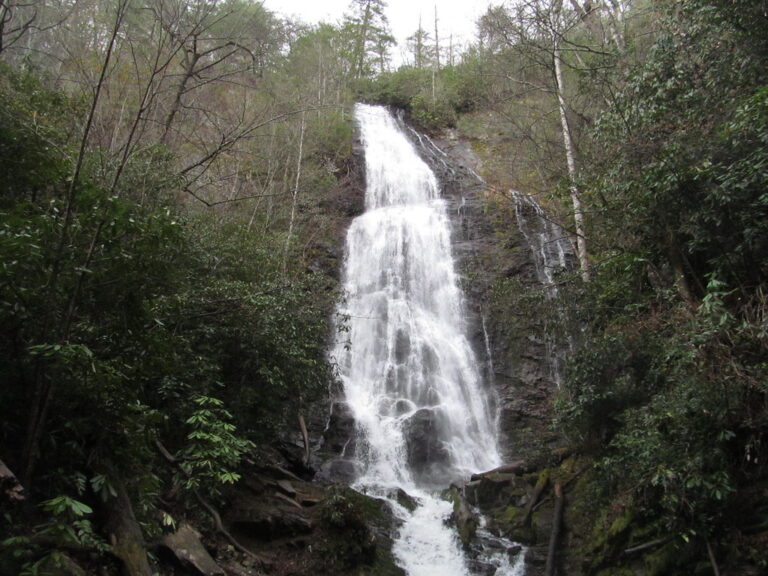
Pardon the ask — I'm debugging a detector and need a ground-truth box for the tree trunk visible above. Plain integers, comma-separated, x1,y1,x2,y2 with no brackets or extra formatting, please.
553,39,589,281
103,480,153,576
283,111,306,269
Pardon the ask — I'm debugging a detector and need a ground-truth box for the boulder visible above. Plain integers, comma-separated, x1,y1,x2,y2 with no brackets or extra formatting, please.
316,458,359,484
394,488,418,512
161,524,225,576
403,408,451,477
322,401,357,455
227,499,313,540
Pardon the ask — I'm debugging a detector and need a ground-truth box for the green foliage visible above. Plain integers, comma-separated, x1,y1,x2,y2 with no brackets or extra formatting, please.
557,328,666,447
177,396,254,494
591,0,768,297
0,64,75,204
547,5,768,568
0,54,339,558
355,65,470,131
1,495,108,576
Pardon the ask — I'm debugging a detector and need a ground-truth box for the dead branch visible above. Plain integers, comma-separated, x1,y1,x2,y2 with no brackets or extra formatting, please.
545,482,564,576
154,439,267,568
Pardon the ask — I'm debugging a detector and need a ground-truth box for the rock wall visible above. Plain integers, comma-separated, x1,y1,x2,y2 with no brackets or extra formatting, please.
410,125,565,469
293,110,581,576
314,112,567,474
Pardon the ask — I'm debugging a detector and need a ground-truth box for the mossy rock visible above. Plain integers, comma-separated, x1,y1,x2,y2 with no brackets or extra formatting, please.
490,504,537,544
448,485,478,547
355,547,406,576
642,541,680,576
318,486,405,575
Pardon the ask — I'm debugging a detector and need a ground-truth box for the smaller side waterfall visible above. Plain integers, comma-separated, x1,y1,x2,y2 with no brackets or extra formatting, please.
509,190,575,387
509,190,575,293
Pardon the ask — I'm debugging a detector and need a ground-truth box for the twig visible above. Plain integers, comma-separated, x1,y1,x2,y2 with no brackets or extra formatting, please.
623,536,671,555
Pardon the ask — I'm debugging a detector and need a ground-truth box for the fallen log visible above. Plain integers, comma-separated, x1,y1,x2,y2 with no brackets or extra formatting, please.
470,460,528,481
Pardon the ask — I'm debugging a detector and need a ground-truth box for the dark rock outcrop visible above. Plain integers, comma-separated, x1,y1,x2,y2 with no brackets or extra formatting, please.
221,459,404,576
403,407,451,478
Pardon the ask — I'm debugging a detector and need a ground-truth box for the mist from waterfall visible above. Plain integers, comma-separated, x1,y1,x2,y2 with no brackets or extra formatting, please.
332,104,523,575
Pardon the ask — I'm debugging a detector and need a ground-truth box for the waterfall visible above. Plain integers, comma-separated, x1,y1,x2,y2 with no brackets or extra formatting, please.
509,190,575,387
332,104,523,575
509,190,575,293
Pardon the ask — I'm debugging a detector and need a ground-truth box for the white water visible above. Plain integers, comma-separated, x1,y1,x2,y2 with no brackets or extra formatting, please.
333,104,518,575
509,189,575,388
509,190,574,292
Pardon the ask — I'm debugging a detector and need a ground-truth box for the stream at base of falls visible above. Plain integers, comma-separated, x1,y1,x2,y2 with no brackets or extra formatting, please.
331,104,527,576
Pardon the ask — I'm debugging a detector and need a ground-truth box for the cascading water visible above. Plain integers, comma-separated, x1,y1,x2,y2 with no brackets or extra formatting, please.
332,104,525,575
510,190,575,388
509,190,574,293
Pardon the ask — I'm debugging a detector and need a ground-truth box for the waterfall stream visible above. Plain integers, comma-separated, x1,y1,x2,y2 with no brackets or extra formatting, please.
332,104,525,575
509,190,576,388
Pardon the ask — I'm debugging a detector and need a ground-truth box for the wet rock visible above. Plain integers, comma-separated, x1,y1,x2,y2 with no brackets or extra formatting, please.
315,458,359,484
449,485,478,547
420,131,570,469
394,329,411,363
322,401,357,455
395,488,418,512
402,408,451,477
507,544,523,557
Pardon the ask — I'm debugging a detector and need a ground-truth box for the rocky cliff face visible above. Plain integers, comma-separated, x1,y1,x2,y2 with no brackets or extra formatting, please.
411,126,566,469
405,120,577,575
304,111,574,576
315,115,567,477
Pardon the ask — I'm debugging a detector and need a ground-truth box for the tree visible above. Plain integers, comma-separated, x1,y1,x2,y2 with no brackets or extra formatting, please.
342,0,394,77
0,0,72,57
471,0,628,280
406,16,432,69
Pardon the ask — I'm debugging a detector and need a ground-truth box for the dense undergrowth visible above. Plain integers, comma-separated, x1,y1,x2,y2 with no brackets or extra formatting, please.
0,61,343,573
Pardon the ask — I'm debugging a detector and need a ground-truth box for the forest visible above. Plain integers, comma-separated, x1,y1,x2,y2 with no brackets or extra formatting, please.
0,0,766,575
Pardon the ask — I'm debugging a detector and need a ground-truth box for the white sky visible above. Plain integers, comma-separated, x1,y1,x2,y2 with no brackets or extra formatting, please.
262,0,498,64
